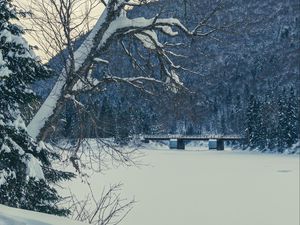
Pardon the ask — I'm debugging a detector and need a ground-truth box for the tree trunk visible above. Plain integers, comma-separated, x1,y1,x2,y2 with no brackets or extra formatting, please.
27,7,118,141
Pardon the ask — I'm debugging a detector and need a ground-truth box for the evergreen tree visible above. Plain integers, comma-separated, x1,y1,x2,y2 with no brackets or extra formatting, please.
277,89,289,150
245,95,264,149
245,95,256,148
220,114,226,135
262,95,278,150
230,94,243,134
256,99,267,150
115,105,131,144
137,110,151,135
297,95,300,141
186,125,194,135
98,97,115,138
0,0,74,215
286,87,298,147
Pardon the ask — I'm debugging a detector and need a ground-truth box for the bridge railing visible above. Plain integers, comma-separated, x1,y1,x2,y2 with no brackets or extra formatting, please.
143,134,244,140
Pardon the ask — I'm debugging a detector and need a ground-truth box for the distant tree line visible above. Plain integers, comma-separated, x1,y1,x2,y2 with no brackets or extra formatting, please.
58,85,299,152
244,87,299,152
62,96,160,144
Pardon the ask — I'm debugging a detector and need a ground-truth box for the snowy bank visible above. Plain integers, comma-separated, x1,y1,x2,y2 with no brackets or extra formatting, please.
0,204,87,225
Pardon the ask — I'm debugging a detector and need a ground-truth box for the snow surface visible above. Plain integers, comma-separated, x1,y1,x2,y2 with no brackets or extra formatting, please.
59,143,300,225
0,143,299,225
0,204,88,225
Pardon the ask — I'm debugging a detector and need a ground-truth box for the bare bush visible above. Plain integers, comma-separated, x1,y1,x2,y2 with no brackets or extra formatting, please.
65,183,135,225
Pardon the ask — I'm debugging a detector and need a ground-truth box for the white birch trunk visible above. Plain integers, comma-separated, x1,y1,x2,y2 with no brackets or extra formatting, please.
27,9,108,139
27,2,190,139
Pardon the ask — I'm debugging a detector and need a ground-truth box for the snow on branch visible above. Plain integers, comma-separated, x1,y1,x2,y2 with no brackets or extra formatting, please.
98,11,191,49
28,0,222,141
74,8,200,92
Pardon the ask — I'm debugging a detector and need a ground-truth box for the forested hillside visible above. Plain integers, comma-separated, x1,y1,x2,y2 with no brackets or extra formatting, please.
35,0,300,150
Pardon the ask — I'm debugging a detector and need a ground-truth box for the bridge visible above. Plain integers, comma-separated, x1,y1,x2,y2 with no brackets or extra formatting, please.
142,135,244,150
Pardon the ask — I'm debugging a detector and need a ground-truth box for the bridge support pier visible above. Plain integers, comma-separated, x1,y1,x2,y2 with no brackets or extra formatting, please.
177,139,185,150
216,140,224,150
169,139,185,150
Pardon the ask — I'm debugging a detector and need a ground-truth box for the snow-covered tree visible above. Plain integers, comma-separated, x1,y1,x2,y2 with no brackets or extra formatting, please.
22,0,226,164
245,95,267,149
245,95,258,148
277,87,298,150
245,88,299,151
0,0,74,215
285,87,298,147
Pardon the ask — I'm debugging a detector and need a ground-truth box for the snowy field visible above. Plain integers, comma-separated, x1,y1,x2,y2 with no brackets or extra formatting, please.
1,143,299,225
62,143,299,225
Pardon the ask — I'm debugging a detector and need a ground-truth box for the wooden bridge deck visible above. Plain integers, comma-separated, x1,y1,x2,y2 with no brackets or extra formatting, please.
143,135,244,150
143,135,244,141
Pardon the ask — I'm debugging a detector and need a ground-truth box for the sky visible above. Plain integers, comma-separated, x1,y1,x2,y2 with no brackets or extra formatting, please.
15,0,104,62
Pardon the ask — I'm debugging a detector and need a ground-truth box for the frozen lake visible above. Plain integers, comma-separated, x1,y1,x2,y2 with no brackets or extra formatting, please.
63,146,300,225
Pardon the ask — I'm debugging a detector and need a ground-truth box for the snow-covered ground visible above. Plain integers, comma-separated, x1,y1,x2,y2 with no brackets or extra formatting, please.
0,142,298,225
0,204,87,225
61,142,299,225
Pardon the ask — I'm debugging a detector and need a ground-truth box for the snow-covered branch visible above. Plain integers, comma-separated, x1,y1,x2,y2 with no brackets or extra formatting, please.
28,0,224,141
